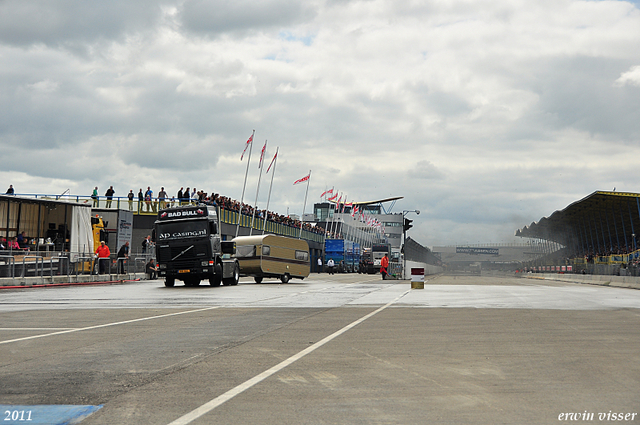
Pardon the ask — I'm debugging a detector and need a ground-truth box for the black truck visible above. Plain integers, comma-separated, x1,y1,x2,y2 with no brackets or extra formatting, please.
154,205,239,287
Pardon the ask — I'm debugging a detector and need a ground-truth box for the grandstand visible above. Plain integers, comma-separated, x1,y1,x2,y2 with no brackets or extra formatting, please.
515,191,640,276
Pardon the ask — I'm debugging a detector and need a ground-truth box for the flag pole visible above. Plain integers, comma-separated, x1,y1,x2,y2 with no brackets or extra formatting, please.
330,193,340,237
236,130,254,238
250,140,267,236
262,147,278,235
299,170,311,239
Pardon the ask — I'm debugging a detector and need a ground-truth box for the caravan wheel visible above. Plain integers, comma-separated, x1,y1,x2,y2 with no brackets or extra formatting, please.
281,273,290,284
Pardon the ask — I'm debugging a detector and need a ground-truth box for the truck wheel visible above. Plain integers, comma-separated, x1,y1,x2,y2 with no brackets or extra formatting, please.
254,276,263,284
164,277,175,287
210,263,222,287
281,273,290,284
224,263,240,286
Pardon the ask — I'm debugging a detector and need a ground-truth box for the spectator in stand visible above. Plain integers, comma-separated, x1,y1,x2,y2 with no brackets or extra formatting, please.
177,187,183,205
158,187,167,210
183,188,190,205
127,190,134,211
138,189,144,213
92,187,99,207
95,241,111,274
8,237,20,250
105,186,115,208
17,231,25,247
144,186,154,212
5,185,14,195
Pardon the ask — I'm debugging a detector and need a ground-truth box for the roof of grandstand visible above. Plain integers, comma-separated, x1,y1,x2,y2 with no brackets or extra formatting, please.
515,191,640,249
328,196,404,206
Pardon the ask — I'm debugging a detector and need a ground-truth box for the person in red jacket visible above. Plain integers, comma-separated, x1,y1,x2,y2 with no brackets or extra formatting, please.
95,241,111,274
380,253,389,280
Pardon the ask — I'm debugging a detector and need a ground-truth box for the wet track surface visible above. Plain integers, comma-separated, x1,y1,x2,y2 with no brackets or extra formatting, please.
1,273,639,424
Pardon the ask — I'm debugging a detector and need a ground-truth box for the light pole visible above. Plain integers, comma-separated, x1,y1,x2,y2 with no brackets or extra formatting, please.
402,209,420,279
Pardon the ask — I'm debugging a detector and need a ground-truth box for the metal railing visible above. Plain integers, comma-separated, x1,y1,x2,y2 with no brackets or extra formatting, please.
7,193,325,243
0,250,154,280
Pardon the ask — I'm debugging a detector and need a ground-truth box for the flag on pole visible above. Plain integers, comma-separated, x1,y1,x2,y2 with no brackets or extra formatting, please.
241,133,253,160
258,141,267,168
266,149,278,173
320,188,333,198
328,192,338,201
293,173,310,185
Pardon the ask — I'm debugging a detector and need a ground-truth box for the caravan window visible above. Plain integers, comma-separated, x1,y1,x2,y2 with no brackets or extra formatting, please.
295,250,309,261
262,245,271,256
235,245,256,258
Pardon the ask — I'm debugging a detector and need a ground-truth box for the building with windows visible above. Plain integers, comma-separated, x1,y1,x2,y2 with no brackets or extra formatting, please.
313,197,404,249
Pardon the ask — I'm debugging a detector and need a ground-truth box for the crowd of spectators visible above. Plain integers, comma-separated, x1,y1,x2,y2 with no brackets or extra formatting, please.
95,187,326,236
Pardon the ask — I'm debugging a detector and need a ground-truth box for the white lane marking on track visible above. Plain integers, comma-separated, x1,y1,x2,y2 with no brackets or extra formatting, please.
167,288,412,425
0,306,220,345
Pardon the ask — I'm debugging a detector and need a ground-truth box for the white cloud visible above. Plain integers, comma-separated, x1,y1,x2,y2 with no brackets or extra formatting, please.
614,65,640,87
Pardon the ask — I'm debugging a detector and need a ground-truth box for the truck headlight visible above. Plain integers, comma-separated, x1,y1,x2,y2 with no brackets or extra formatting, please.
159,264,166,270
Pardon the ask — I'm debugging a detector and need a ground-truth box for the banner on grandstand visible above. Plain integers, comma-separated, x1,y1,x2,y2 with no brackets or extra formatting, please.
456,247,499,255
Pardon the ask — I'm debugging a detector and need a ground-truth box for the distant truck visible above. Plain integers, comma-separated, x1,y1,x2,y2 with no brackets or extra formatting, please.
154,205,239,287
371,243,391,273
324,239,360,273
325,239,346,272
233,234,310,283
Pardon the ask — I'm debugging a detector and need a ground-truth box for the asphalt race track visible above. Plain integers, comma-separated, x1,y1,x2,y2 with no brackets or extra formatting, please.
1,273,639,424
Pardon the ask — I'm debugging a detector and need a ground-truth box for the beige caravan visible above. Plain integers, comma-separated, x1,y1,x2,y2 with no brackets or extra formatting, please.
233,234,310,283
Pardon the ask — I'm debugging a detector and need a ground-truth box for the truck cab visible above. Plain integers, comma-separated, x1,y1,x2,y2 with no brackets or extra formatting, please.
154,205,239,287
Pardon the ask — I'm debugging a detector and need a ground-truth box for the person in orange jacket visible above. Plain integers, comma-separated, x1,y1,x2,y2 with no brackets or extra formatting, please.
95,241,111,274
380,253,389,280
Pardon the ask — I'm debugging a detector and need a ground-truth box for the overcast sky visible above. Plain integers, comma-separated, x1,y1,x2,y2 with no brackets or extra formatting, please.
1,0,639,247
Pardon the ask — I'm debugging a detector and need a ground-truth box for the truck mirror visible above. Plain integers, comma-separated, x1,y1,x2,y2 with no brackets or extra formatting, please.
221,241,235,255
210,221,217,235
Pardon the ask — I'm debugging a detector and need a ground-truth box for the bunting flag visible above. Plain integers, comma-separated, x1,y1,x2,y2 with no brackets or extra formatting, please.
293,173,310,185
266,149,278,173
240,133,253,160
320,188,334,198
258,141,267,168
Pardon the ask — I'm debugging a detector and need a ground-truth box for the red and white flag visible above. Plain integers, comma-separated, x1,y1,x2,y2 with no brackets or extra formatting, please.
258,141,267,168
240,133,253,160
293,173,310,185
266,149,278,173
320,188,334,198
328,192,339,201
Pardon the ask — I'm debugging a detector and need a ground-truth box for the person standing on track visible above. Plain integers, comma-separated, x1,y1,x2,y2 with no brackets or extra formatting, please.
95,241,111,275
380,253,389,280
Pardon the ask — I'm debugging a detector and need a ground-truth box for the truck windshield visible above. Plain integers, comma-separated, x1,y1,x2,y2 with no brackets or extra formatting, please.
157,221,208,241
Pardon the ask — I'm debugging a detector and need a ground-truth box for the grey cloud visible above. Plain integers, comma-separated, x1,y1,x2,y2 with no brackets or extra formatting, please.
409,160,445,180
523,56,640,141
179,0,317,36
0,0,167,47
